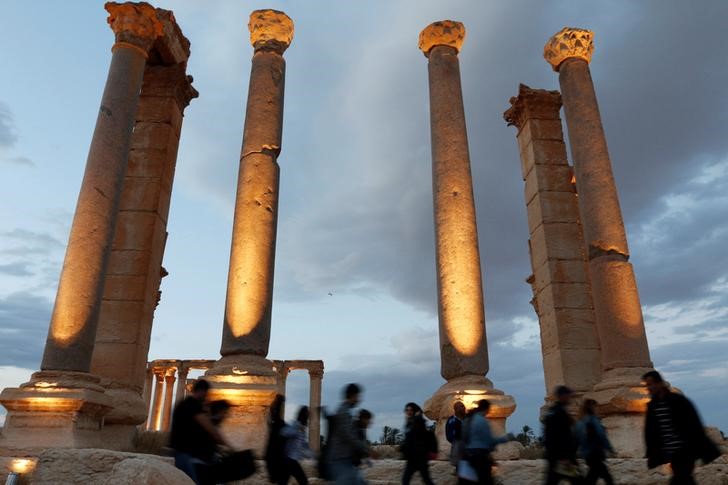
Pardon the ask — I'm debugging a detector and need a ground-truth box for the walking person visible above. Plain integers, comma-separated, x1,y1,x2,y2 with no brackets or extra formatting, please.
401,402,436,485
265,395,288,484
461,400,511,485
576,399,614,485
279,406,313,485
446,401,467,466
542,385,581,485
328,383,369,485
353,409,374,468
643,370,720,485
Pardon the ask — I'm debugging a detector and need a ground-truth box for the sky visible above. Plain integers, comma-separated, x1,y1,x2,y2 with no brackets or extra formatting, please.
1,1,727,441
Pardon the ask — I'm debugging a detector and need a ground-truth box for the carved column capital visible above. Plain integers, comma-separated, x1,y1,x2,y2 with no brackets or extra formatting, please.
308,368,324,380
418,20,465,57
503,84,562,130
105,2,163,57
248,9,294,54
544,27,594,72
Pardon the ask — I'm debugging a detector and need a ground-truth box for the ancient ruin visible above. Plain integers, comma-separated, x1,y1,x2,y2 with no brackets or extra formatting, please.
1,2,726,483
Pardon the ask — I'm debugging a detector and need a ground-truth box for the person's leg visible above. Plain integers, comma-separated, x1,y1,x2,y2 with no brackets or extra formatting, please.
289,459,308,485
402,460,416,485
174,452,199,484
417,461,436,485
669,454,697,485
544,460,562,485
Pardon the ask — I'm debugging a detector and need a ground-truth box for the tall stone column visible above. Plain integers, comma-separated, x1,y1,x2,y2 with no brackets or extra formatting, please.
90,8,197,449
0,2,162,449
142,365,153,420
149,369,165,431
175,365,189,403
206,10,294,454
503,84,601,404
418,21,515,455
161,370,176,431
308,367,323,452
544,28,653,455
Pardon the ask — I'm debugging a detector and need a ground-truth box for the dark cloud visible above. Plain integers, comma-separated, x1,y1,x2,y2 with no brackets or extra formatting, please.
0,292,51,368
0,262,33,277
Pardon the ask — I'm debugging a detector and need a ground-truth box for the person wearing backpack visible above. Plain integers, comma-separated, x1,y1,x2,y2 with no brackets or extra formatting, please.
575,399,614,485
264,395,288,484
401,402,435,485
279,406,314,485
446,401,467,466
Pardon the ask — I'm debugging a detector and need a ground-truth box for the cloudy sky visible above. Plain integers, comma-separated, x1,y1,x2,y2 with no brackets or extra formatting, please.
1,1,727,439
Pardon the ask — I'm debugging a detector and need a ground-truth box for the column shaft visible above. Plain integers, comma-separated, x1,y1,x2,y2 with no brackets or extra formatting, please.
558,59,652,370
308,373,322,452
221,49,285,357
175,368,189,403
161,374,176,431
41,45,148,372
142,366,153,416
149,373,165,430
427,45,488,379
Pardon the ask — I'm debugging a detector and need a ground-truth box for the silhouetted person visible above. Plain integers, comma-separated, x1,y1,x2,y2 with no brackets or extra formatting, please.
353,409,374,468
543,385,580,485
461,400,511,485
329,383,368,484
643,370,720,485
401,402,436,485
265,394,288,484
169,379,231,484
576,398,614,485
446,401,467,466
279,406,313,485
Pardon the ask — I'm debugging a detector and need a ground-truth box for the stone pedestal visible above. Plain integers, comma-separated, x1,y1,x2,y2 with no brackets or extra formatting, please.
418,20,514,450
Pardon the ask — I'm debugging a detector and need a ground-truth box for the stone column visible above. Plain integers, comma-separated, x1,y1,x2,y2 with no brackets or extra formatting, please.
0,2,162,450
90,7,197,449
544,27,653,456
206,10,294,454
175,365,189,403
308,367,323,452
503,85,602,404
142,365,153,420
149,369,165,431
161,370,176,431
418,21,515,455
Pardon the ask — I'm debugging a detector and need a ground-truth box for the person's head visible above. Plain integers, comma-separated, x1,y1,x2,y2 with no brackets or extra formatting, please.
344,383,362,406
642,370,668,398
358,409,373,429
453,401,466,419
581,398,597,417
191,379,211,401
209,399,230,425
554,385,574,405
404,402,421,419
270,394,285,421
475,399,491,416
296,406,309,426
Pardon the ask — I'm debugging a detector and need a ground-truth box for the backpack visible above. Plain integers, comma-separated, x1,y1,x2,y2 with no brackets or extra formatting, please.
426,427,439,460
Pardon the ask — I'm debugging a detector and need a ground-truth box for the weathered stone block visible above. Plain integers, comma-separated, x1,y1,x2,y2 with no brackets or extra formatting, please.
526,191,581,233
127,149,168,179
524,163,574,204
120,177,163,212
533,259,589,290
103,274,147,301
106,249,152,276
112,212,157,250
519,139,568,178
91,342,141,382
560,348,602,390
95,300,144,344
529,222,586,268
136,96,183,134
130,122,178,151
536,282,593,313
517,119,564,156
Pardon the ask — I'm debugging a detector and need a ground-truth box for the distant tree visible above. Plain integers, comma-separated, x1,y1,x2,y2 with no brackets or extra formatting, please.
380,425,403,445
515,425,537,447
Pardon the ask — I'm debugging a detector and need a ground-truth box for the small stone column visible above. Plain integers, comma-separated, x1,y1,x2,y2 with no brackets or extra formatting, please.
418,21,515,455
503,84,602,403
149,369,165,431
206,10,294,454
142,365,153,417
161,370,176,431
308,367,323,452
175,365,189,403
0,2,162,449
544,27,653,456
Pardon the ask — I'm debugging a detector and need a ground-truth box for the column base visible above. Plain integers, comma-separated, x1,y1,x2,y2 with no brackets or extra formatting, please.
0,371,113,451
585,367,653,457
204,355,278,454
423,375,516,457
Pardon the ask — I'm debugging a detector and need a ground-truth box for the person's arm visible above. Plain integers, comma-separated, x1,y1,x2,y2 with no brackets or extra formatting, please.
194,413,231,448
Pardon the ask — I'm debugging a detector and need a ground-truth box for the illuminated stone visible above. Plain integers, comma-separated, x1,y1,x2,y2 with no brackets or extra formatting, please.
106,2,163,56
543,27,594,72
418,20,465,57
248,9,294,53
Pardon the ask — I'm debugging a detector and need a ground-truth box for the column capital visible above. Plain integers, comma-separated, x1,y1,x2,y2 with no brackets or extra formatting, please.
248,9,294,54
544,27,594,72
105,2,163,57
418,20,465,57
309,369,324,379
503,84,562,130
